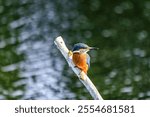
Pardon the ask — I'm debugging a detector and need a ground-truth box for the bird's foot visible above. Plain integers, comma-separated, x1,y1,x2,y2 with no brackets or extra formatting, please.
79,71,86,80
68,50,73,57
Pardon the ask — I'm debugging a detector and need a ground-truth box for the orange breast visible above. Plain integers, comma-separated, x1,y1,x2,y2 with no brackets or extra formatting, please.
72,53,88,74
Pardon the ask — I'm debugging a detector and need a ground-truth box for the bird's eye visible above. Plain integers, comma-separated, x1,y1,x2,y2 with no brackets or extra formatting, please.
83,47,87,49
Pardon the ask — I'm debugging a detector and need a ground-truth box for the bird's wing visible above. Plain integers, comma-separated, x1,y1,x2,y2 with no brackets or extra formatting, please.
86,54,90,68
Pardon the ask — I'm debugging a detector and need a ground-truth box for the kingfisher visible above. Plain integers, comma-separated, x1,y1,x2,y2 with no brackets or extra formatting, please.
70,43,98,80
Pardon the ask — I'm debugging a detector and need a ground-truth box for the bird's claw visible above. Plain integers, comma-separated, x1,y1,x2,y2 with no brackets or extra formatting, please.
79,71,85,80
68,50,73,57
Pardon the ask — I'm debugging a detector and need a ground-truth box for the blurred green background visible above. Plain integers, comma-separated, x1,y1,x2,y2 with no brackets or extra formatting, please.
0,0,150,100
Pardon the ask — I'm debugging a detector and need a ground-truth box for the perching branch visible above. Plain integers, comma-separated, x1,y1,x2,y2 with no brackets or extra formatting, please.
54,36,103,100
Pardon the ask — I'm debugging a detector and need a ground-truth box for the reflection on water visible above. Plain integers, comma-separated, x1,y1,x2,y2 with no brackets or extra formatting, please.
18,40,64,99
0,0,76,99
0,0,150,100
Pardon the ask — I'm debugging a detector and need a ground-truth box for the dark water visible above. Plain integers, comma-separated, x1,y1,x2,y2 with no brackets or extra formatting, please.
0,0,150,100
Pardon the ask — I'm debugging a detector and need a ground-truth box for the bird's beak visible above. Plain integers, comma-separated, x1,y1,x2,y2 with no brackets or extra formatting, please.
88,47,99,50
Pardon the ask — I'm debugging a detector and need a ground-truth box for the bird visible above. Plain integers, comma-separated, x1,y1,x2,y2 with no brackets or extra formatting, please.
71,43,98,80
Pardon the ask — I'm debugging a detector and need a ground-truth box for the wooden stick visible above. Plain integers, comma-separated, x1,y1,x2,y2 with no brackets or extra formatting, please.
54,36,103,100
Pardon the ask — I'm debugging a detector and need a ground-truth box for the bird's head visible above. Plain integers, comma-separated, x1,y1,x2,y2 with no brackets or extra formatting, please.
72,43,98,53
